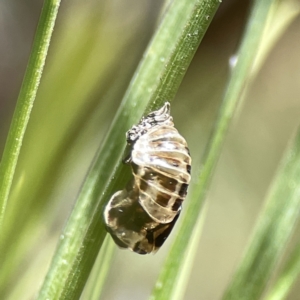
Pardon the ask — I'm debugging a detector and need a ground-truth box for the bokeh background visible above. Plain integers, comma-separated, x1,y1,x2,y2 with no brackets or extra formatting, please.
1,0,300,299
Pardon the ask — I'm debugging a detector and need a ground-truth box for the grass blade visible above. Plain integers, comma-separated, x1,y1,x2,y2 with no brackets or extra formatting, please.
0,3,153,294
150,0,277,299
80,237,115,300
264,242,300,300
223,126,300,300
38,0,220,299
0,0,61,227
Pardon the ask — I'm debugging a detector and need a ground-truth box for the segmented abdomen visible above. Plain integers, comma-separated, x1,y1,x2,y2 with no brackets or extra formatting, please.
132,125,191,224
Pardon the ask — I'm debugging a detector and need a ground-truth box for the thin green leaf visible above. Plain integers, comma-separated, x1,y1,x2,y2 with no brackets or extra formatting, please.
223,127,300,300
0,6,147,292
81,237,115,300
0,0,61,228
151,0,276,299
251,0,300,77
166,201,210,300
38,0,220,299
265,242,300,300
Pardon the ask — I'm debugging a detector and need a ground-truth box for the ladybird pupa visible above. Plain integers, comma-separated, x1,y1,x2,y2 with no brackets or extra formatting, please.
103,102,191,254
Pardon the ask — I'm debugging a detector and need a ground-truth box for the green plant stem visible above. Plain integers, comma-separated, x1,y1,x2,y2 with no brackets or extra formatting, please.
38,0,220,299
251,0,300,77
223,126,300,300
0,0,61,228
150,0,276,299
81,237,115,300
265,242,300,300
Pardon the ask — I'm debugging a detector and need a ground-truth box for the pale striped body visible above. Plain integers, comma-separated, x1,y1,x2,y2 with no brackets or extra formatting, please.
132,125,191,224
104,103,191,254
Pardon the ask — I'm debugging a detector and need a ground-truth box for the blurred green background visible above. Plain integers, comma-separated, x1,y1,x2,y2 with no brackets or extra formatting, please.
1,0,300,299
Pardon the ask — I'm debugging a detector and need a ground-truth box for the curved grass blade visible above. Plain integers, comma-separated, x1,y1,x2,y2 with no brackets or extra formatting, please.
151,0,277,299
223,126,300,300
264,242,300,300
0,0,61,228
0,7,150,292
80,237,115,300
38,0,220,299
251,0,300,77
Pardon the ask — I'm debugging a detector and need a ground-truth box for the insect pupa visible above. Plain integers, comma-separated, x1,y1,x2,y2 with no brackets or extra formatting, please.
103,102,191,254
